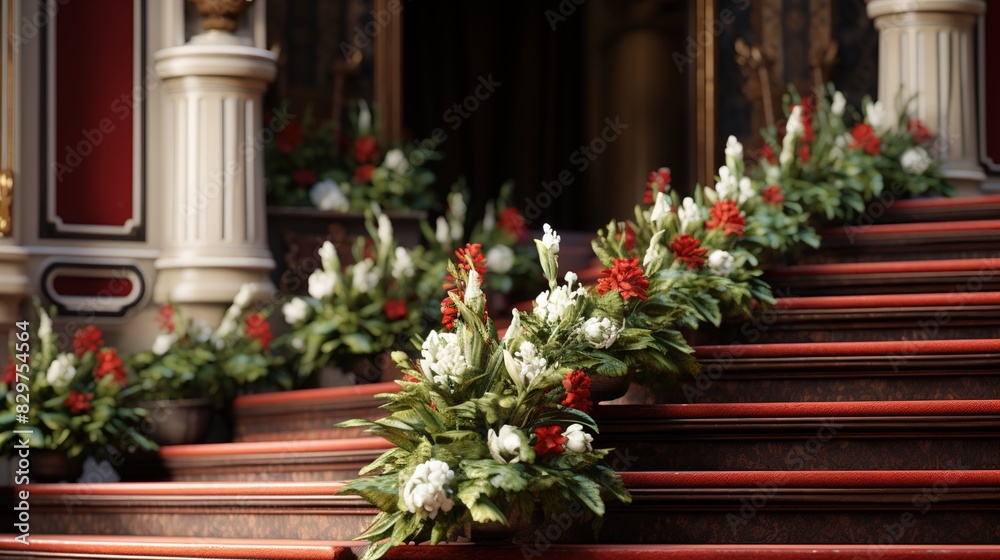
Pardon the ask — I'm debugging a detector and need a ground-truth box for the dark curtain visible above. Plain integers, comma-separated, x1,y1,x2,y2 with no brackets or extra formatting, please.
402,1,587,230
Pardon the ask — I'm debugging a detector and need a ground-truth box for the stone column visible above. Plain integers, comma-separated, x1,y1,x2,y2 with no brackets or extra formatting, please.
153,2,277,306
867,0,987,194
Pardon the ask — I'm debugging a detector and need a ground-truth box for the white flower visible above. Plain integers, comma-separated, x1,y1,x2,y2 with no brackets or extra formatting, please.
580,316,621,349
738,177,755,204
448,192,467,222
318,241,340,272
502,308,521,342
38,311,52,341
504,340,548,389
564,271,578,286
780,105,804,169
831,91,846,117
725,135,743,160
290,336,305,351
449,219,464,242
392,246,415,279
488,425,532,464
541,223,561,254
830,146,845,162
190,319,213,343
483,204,496,232
46,353,76,389
308,269,338,300
233,283,254,309
866,100,888,134
464,269,484,307
383,149,409,174
715,166,738,200
282,298,311,325
708,250,735,277
377,214,394,248
900,146,932,175
650,191,671,224
785,105,805,136
309,179,350,212
402,459,455,519
678,197,701,230
643,231,666,269
351,259,382,292
534,284,585,325
152,333,178,356
485,245,515,274
563,423,593,453
435,217,449,245
421,331,468,387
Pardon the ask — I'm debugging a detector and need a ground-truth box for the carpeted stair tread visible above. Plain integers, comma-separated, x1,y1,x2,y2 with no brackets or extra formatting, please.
618,469,1000,488
774,291,1000,310
595,399,1000,419
0,535,356,559
769,257,998,276
693,338,1000,358
819,219,1000,236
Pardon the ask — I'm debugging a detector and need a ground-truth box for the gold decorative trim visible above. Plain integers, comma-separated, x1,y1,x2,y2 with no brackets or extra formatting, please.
0,0,14,237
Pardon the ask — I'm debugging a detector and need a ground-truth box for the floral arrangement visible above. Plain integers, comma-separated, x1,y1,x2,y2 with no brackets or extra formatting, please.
0,303,157,459
279,212,427,383
130,285,278,404
422,182,541,308
754,86,951,223
338,239,631,560
266,103,440,212
342,84,953,557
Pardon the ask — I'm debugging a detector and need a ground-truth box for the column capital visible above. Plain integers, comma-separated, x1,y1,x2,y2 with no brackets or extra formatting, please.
155,44,277,83
867,0,986,21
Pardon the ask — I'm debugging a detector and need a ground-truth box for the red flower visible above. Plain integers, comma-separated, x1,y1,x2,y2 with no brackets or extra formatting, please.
3,361,16,385
706,200,746,236
561,370,592,413
596,257,650,301
352,135,379,164
246,313,272,351
762,185,784,205
669,234,708,269
292,169,317,187
402,373,420,383
385,299,408,321
276,121,303,154
643,167,672,205
760,145,777,165
908,119,930,143
445,243,487,289
798,98,815,143
353,164,376,184
616,223,636,252
850,123,881,156
532,425,566,456
94,348,126,386
65,391,93,414
156,305,176,333
798,144,811,163
440,292,460,331
73,326,104,357
498,208,527,241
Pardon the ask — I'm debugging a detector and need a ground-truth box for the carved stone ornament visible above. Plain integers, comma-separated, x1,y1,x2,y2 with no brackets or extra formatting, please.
189,0,253,32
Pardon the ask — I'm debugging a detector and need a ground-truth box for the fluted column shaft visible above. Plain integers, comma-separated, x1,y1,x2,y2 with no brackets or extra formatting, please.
867,0,987,193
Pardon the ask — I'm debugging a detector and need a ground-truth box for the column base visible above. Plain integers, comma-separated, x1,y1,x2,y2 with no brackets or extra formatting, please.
154,256,274,306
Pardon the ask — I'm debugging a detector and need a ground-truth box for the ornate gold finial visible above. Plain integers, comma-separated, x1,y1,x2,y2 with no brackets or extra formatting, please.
0,169,13,237
189,0,254,33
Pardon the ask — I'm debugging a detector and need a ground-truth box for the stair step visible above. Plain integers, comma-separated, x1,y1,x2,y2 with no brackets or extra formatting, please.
118,437,393,482
0,535,356,559
765,257,1000,295
593,400,1000,470
379,544,1000,560
877,194,1000,223
800,220,1000,264
714,291,1000,343
656,338,1000,402
11,471,999,544
232,383,398,442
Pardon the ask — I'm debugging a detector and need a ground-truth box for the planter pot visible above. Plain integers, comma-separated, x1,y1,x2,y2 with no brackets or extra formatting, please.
589,371,634,404
267,207,426,294
139,398,215,446
31,451,85,483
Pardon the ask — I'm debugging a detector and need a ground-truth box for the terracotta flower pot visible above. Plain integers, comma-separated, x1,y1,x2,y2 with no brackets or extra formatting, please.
31,451,85,483
139,398,215,446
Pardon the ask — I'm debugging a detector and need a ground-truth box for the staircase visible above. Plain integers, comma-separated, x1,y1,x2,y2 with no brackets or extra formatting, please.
4,195,1000,558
